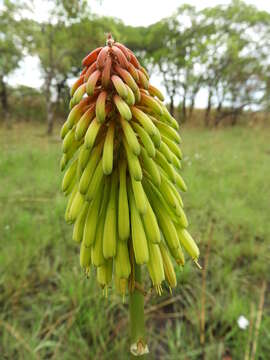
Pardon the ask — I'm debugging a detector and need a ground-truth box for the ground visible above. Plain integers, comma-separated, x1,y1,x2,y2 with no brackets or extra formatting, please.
0,122,269,359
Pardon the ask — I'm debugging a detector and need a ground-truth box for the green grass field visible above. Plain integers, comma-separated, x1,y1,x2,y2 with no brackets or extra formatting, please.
0,122,269,359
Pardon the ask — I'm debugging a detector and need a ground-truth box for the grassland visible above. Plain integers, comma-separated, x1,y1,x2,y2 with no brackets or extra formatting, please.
0,122,269,359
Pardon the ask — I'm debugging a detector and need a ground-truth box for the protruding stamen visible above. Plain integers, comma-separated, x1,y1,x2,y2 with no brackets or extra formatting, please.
194,259,202,269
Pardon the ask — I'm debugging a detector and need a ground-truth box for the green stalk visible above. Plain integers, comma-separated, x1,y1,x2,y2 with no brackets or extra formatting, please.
129,264,149,357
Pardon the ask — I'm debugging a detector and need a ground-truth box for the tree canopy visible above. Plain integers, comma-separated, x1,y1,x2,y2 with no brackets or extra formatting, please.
1,0,270,130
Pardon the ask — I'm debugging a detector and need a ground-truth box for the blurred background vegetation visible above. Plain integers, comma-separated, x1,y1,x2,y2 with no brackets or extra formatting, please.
0,0,269,359
1,0,270,132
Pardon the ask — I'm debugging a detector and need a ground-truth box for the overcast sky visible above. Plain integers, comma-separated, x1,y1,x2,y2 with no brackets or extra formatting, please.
92,0,270,25
8,0,270,107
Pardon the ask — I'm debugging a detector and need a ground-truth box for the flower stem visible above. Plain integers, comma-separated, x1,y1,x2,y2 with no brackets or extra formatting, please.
129,264,149,357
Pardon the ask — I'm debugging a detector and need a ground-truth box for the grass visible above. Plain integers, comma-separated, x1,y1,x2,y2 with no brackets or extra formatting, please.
0,122,269,359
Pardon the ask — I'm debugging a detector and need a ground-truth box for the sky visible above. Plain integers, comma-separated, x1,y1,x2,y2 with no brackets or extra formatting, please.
8,0,270,107
92,0,270,25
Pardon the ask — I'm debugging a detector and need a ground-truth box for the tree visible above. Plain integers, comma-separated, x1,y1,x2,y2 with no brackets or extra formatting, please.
143,16,182,117
142,0,270,126
201,0,270,126
29,0,109,134
144,6,210,121
29,0,125,134
0,0,26,120
28,0,86,134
